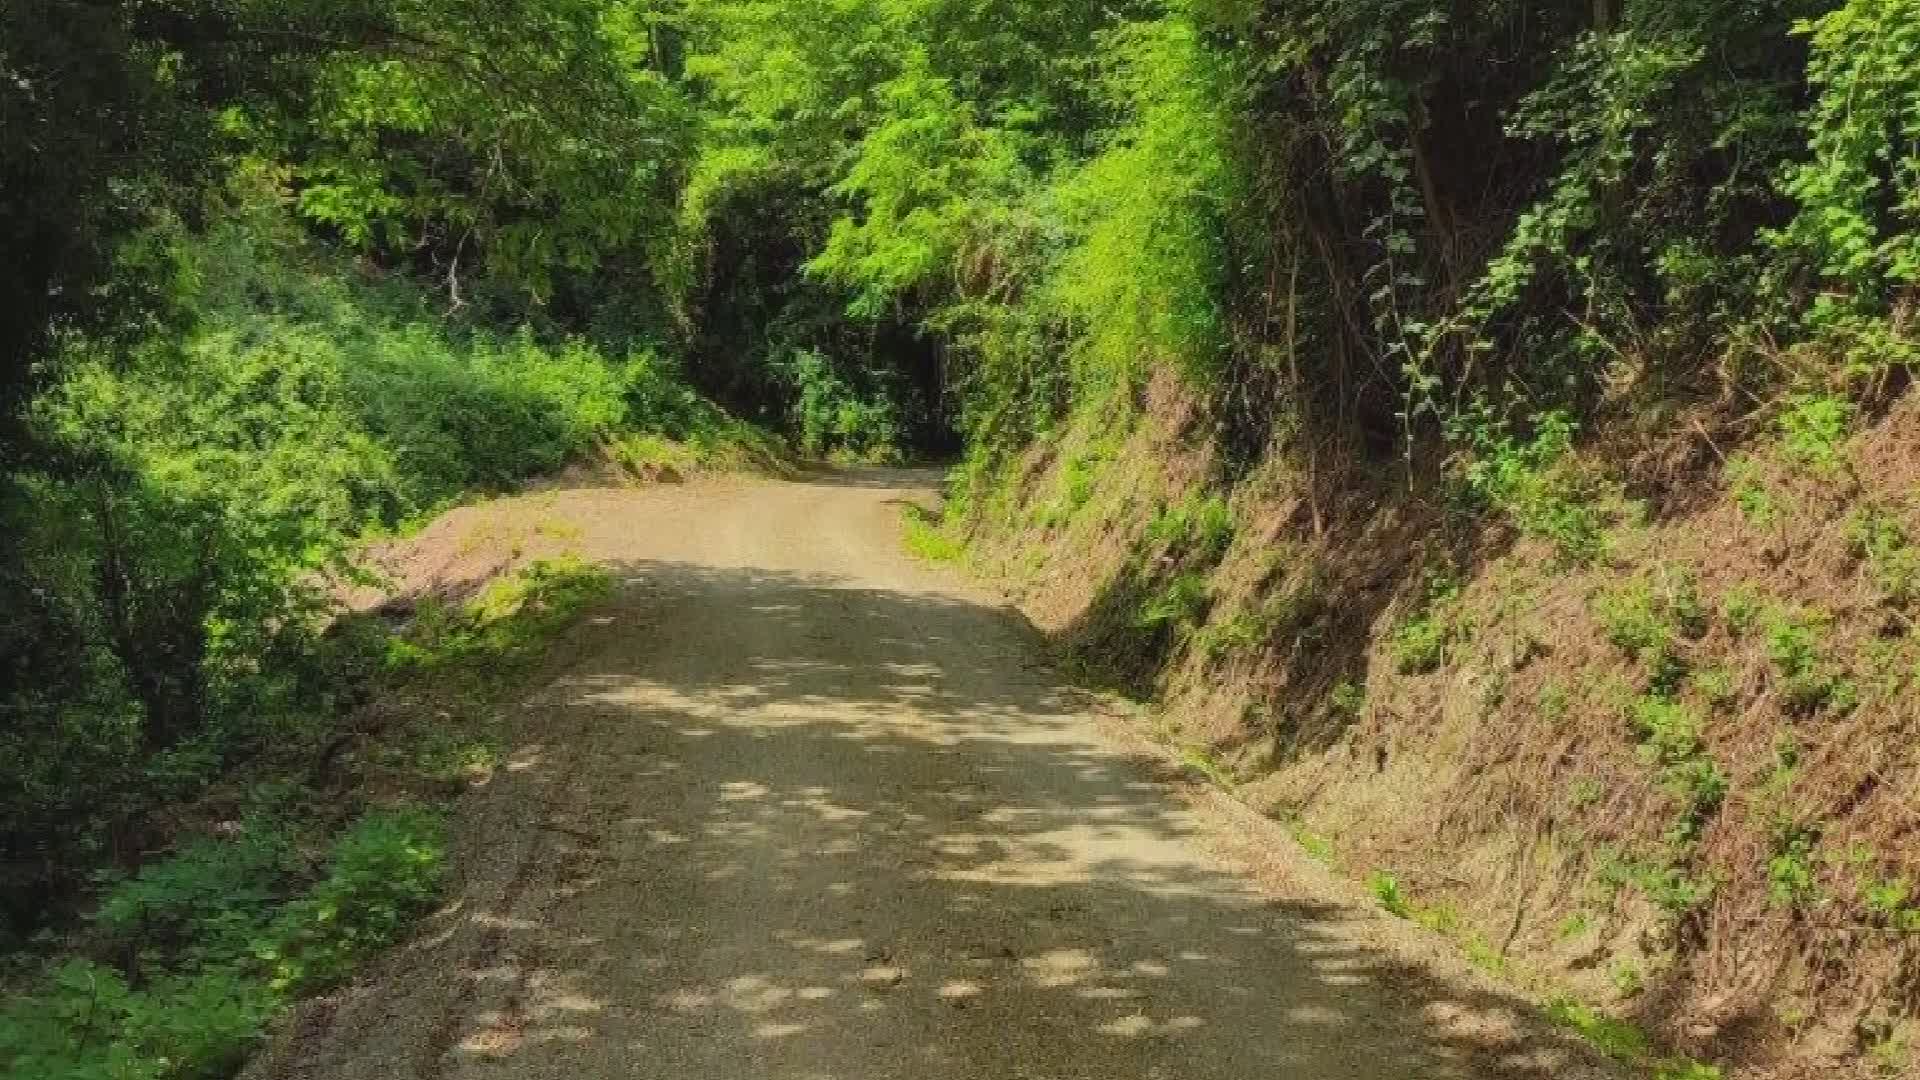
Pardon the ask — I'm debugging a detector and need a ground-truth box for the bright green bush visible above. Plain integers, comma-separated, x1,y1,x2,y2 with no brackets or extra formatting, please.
900,505,965,563
1460,411,1611,565
1847,505,1920,604
1392,572,1463,675
1776,393,1855,474
1760,604,1855,715
1046,16,1238,384
1137,573,1213,632
1775,0,1920,322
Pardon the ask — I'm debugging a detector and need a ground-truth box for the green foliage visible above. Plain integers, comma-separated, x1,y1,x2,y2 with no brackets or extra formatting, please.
1537,681,1571,724
781,349,905,461
1593,565,1707,693
1596,845,1718,920
1543,996,1641,1061
1848,506,1920,604
0,960,277,1080
1691,667,1738,709
1389,568,1466,675
257,809,446,994
1760,604,1854,715
1364,869,1511,978
901,504,964,563
2,213,726,929
0,809,443,1080
1610,961,1645,998
806,56,1034,318
1391,613,1451,675
1035,446,1112,528
1178,746,1237,791
1766,825,1822,909
1628,687,1704,764
387,559,612,687
1762,606,1822,678
1369,872,1411,918
1627,695,1726,843
1776,0,1920,322
1569,777,1605,811
19,5,1920,1072
663,0,1920,527
0,0,387,415
1461,933,1508,977
1724,586,1765,636
1659,1062,1726,1080
92,824,302,973
1867,1028,1913,1078
1861,876,1920,931
1288,822,1337,866
1137,573,1213,632
1459,412,1610,565
1412,902,1460,936
1777,393,1856,473
1193,613,1267,661
1545,993,1724,1079
286,0,694,302
1060,454,1102,517
1615,674,1729,858
1147,493,1236,562
1726,456,1786,527
1328,680,1366,719
1045,17,1239,383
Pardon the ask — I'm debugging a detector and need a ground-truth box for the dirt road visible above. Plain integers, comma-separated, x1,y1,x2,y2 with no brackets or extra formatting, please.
256,468,1613,1080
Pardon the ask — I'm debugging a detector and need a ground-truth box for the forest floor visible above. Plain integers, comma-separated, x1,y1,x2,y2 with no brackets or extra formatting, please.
247,467,1623,1080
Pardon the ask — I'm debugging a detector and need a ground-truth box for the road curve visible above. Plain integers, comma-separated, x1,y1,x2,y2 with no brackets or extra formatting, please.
250,468,1612,1080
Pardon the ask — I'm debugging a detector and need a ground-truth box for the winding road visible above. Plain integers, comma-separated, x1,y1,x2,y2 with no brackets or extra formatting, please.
251,468,1612,1080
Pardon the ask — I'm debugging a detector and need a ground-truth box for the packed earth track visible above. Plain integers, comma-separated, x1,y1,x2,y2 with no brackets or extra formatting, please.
249,468,1616,1080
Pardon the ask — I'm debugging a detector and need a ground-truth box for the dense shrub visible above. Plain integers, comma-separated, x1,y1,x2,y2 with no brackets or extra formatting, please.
0,809,445,1080
0,214,730,934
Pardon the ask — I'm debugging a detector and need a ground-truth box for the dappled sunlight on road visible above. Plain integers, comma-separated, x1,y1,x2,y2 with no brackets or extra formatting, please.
254,473,1612,1080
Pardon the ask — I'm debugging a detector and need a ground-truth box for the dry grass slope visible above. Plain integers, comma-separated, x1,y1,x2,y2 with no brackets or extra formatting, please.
958,373,1920,1080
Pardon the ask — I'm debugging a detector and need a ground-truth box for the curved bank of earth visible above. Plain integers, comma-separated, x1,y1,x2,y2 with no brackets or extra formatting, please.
249,468,1618,1080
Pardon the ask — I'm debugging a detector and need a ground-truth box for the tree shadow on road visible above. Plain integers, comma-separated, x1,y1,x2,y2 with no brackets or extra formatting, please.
271,560,1618,1080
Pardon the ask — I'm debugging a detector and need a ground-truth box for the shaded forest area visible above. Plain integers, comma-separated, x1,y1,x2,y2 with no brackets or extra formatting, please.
6,0,1920,1076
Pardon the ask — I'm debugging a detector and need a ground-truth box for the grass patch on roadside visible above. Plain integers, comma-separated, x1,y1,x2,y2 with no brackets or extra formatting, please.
1545,996,1723,1079
1281,816,1337,866
386,556,613,687
1178,746,1236,791
1362,866,1723,1078
901,504,964,563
